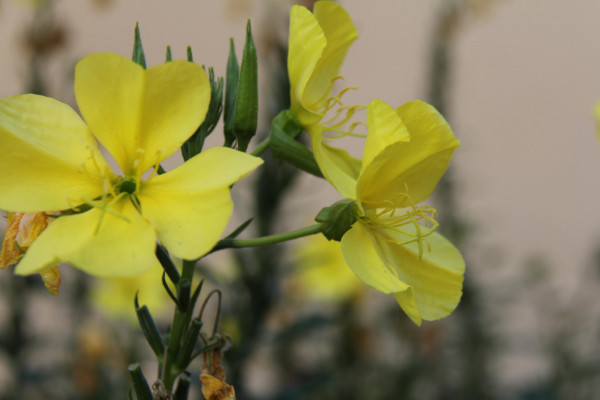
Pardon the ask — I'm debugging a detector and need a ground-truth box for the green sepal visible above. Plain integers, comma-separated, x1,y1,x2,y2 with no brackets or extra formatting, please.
233,20,258,152
174,375,191,400
165,45,172,62
127,363,153,400
132,23,146,69
186,45,193,62
156,244,180,286
134,294,166,360
181,65,224,161
315,199,358,241
176,318,203,369
269,110,323,177
224,38,239,148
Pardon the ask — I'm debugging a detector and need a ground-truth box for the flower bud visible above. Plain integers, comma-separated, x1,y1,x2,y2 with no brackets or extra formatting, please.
315,199,358,241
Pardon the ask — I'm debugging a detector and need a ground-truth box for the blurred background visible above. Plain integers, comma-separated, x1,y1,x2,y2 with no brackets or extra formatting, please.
1,0,600,399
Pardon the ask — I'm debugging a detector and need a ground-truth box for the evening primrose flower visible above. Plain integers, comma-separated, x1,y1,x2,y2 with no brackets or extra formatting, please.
311,99,465,325
288,0,358,127
0,52,262,277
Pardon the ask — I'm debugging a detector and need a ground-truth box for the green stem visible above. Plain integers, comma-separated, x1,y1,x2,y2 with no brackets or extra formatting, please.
163,259,196,390
250,136,270,157
181,258,195,283
212,223,323,252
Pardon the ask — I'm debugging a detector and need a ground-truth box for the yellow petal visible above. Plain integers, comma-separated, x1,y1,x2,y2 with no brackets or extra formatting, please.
303,1,358,109
75,53,209,176
293,234,361,303
309,125,361,200
139,147,262,260
340,221,410,294
15,199,159,277
357,100,459,207
288,5,327,126
393,287,422,326
378,228,465,323
0,94,109,212
90,265,171,323
362,99,409,168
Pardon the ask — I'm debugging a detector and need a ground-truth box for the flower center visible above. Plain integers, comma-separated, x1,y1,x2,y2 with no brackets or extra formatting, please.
116,177,137,195
360,192,439,260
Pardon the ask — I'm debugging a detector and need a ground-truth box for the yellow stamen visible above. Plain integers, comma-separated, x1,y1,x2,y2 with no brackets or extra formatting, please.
361,189,439,260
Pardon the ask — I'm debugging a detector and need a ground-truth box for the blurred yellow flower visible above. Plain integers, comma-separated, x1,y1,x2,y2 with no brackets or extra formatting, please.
288,0,358,127
311,99,465,326
0,52,262,278
293,233,361,303
90,265,170,322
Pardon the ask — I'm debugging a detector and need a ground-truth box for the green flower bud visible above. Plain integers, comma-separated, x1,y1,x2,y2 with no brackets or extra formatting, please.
132,23,146,69
232,20,258,152
269,109,323,177
315,199,358,241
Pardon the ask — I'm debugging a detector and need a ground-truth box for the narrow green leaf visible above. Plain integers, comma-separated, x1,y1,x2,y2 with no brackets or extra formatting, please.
224,38,239,147
132,23,146,69
156,244,180,285
226,218,253,239
174,375,191,400
165,45,172,62
135,295,166,359
186,45,193,62
233,20,258,152
176,318,203,369
128,363,153,400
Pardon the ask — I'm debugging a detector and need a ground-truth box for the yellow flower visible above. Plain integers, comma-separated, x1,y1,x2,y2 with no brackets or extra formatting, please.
0,52,262,277
288,0,358,127
90,265,171,323
311,99,465,326
292,233,361,303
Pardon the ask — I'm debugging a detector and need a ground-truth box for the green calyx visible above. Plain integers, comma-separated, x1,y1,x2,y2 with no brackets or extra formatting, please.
315,199,358,241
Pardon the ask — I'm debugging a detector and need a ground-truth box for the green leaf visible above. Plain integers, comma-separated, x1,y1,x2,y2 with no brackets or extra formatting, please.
156,244,180,286
127,363,153,400
233,20,258,152
132,23,146,69
224,38,239,148
176,318,203,369
134,294,165,359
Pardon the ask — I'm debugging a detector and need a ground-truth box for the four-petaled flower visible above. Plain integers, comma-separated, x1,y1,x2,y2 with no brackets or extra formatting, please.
0,52,262,277
311,99,465,325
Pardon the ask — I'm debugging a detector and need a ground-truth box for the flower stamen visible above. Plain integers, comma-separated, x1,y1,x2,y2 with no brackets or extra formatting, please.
361,189,439,260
